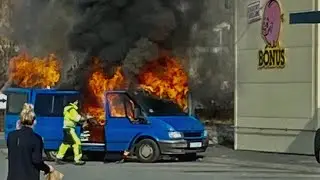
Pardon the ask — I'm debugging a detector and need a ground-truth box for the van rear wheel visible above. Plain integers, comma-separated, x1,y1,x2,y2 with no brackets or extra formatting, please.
45,151,57,161
135,139,160,163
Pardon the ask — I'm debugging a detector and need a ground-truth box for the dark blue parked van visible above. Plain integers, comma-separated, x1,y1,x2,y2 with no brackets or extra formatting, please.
5,88,208,163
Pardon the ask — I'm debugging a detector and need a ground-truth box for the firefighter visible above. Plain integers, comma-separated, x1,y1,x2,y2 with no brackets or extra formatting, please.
56,100,91,165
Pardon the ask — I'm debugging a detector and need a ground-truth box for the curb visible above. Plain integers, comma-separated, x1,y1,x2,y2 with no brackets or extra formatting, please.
203,156,320,174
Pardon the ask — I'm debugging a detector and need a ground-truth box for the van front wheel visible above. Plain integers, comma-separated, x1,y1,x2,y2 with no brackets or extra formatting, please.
135,139,160,163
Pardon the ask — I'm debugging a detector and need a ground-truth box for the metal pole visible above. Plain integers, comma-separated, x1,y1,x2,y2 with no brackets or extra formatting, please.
233,0,238,150
188,91,193,116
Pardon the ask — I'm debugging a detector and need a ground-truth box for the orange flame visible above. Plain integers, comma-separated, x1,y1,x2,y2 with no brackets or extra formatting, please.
9,53,60,88
138,55,188,110
84,55,189,124
83,58,126,125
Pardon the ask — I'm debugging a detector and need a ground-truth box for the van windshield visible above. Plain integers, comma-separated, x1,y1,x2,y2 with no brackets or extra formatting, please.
133,92,187,116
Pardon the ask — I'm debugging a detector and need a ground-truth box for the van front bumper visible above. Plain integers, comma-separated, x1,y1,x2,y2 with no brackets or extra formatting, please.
158,138,208,155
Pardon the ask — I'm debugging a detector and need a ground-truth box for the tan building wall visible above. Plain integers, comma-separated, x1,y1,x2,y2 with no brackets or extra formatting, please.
235,0,318,154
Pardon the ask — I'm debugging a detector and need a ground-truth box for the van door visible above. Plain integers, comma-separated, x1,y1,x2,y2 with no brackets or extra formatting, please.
4,88,31,139
32,90,79,150
105,92,149,152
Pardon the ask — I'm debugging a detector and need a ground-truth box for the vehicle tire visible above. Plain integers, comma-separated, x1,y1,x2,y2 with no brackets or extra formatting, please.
177,153,198,162
314,129,320,163
45,151,57,161
135,139,160,163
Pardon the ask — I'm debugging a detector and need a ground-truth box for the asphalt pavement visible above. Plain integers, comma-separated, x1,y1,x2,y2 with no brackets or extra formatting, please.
0,132,4,148
1,145,320,180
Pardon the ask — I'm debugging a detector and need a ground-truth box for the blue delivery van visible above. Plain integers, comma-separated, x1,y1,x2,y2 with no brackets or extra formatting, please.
4,87,208,163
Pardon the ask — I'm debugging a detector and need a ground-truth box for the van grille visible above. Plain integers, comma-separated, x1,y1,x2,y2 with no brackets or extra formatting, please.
183,132,202,138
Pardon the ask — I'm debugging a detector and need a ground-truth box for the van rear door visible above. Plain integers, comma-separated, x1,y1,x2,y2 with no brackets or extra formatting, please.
4,88,32,139
32,89,79,150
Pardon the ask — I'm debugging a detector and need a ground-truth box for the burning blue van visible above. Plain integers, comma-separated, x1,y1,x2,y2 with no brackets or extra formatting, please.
4,88,208,163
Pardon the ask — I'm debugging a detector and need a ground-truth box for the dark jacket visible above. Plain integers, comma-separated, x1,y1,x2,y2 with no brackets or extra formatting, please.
7,126,50,180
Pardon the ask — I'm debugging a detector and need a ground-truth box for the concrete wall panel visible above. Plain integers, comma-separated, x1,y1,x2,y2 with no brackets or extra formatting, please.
237,48,313,83
236,129,314,154
238,83,312,118
237,116,316,130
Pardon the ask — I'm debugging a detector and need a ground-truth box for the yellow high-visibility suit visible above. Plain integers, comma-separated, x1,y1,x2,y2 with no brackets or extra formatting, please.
56,102,83,163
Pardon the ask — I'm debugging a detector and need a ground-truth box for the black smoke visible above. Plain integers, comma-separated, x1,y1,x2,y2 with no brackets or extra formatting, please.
10,0,77,57
68,0,204,70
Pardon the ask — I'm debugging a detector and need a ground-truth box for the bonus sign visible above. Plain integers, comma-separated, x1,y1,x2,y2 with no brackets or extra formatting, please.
258,0,285,69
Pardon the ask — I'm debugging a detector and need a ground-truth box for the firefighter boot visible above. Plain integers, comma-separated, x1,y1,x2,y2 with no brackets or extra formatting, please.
55,158,66,165
74,160,86,166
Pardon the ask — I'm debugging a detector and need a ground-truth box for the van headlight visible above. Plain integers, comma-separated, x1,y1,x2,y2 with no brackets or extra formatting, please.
203,130,208,137
168,131,183,139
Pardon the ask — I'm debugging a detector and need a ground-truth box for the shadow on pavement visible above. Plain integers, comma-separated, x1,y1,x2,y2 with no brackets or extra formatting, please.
48,150,204,164
204,145,316,167
182,170,320,175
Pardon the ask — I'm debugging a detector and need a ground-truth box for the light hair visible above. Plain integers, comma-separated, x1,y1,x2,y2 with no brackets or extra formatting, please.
20,103,35,126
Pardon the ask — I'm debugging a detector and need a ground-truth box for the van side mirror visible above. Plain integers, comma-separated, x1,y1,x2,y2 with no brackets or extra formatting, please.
134,108,147,124
134,108,142,119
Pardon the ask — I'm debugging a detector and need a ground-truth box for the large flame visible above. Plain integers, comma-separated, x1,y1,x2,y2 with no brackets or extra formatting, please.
83,55,188,124
83,58,126,125
9,53,60,88
138,55,189,110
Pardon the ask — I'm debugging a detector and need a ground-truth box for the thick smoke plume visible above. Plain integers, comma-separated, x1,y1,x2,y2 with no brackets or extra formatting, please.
68,0,203,72
10,0,76,56
187,0,234,119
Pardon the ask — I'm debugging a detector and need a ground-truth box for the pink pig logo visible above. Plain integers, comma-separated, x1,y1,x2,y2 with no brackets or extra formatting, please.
261,0,284,48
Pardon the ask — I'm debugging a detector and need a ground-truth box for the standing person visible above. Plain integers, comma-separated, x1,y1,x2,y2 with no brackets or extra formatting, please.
56,100,90,165
5,103,34,160
6,103,54,180
15,103,34,130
